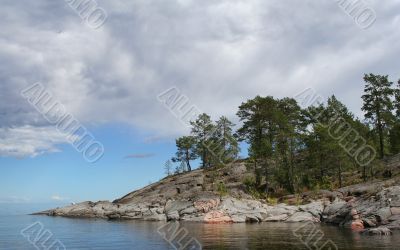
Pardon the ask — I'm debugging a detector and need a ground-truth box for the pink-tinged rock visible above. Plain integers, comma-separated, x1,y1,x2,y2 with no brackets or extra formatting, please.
351,208,361,220
344,196,355,202
194,199,220,213
390,207,400,215
204,211,233,223
351,208,358,216
351,219,364,231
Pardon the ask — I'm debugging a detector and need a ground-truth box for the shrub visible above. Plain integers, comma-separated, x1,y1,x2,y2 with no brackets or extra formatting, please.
217,181,228,196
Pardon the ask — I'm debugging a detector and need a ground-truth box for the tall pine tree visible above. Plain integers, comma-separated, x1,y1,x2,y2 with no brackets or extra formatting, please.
190,113,215,168
361,74,394,159
172,136,197,171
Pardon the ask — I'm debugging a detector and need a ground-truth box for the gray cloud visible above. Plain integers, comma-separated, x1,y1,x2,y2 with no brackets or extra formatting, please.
1,0,400,157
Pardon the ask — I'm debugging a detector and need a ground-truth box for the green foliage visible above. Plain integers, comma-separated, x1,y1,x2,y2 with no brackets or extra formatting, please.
212,116,240,164
167,74,400,197
320,176,333,190
237,96,319,195
216,181,228,196
395,80,400,119
174,113,240,170
242,176,263,199
389,124,400,155
243,176,256,189
190,113,215,168
266,197,278,205
391,81,400,154
362,74,394,158
172,136,196,172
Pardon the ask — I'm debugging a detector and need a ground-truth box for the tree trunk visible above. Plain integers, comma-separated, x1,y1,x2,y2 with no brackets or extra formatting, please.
264,161,269,198
185,150,192,171
377,111,384,159
338,160,342,188
254,159,261,187
202,149,206,168
289,139,295,193
319,153,324,183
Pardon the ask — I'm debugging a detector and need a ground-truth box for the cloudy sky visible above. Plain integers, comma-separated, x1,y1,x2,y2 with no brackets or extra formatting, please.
1,0,400,206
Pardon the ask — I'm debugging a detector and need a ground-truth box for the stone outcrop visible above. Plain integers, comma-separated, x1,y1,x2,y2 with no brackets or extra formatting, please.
321,181,400,233
34,162,400,235
36,197,324,224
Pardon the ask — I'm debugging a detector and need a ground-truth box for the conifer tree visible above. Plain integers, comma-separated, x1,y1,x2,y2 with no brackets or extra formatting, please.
190,113,215,168
361,74,394,159
172,136,196,171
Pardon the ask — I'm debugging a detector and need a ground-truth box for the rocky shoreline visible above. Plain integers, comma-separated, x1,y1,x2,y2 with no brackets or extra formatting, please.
34,164,400,236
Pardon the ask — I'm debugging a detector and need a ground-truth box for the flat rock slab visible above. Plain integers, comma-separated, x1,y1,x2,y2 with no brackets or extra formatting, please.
390,207,400,215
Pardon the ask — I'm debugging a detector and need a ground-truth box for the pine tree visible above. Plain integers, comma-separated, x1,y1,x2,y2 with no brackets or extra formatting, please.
390,80,400,154
394,80,400,119
361,74,394,159
164,160,173,176
190,113,215,168
237,96,278,196
172,136,196,171
274,98,304,193
212,116,240,164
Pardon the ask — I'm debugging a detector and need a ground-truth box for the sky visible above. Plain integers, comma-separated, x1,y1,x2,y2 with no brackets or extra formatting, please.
1,0,400,206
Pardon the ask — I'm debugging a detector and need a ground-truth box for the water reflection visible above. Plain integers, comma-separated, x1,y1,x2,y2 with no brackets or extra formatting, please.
182,222,399,250
0,215,398,249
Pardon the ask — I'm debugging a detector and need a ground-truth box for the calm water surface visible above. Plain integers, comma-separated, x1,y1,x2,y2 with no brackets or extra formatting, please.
0,213,399,249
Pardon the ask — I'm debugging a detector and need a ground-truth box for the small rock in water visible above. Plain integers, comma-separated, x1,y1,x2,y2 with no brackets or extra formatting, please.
351,219,364,231
362,227,392,236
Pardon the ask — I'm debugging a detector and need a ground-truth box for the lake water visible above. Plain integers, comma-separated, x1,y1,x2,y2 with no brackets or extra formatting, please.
0,206,399,249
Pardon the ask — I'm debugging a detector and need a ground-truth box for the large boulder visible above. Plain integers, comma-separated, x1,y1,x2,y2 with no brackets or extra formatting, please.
387,215,400,230
219,198,265,222
264,214,289,222
165,200,193,214
204,211,233,223
266,204,298,217
166,210,180,221
143,213,167,221
287,212,319,222
299,201,324,218
194,198,220,213
374,207,392,224
322,199,350,225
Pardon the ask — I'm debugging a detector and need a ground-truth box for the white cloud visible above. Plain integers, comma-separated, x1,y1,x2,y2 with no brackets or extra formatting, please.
0,196,31,203
0,126,69,158
51,195,69,201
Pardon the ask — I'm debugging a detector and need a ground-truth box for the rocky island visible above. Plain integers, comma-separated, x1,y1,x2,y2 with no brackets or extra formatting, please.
35,160,400,236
